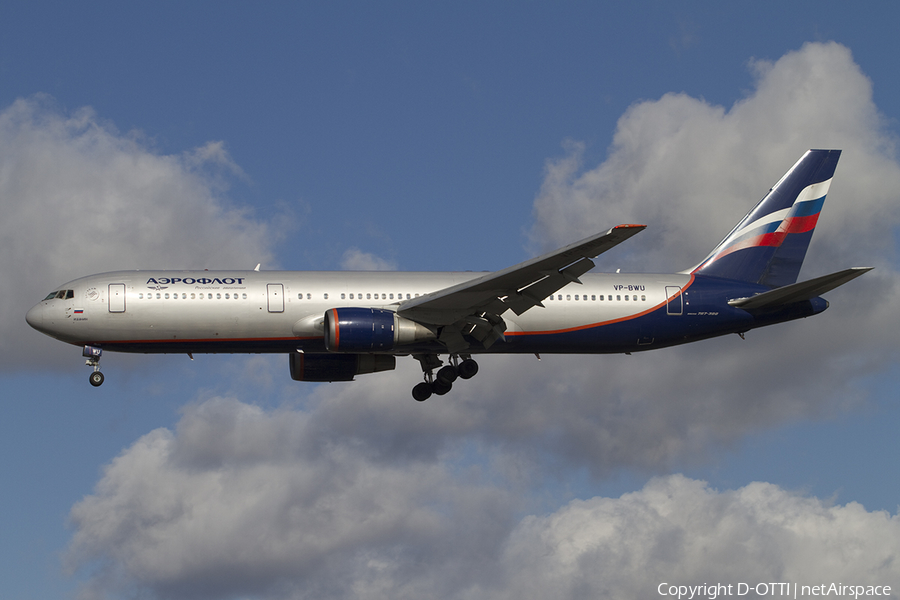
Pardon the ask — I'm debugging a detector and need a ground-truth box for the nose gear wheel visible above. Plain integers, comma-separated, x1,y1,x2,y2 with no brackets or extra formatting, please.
83,345,104,387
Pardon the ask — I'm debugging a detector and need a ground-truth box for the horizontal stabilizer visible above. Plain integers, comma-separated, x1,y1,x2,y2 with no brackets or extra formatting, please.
728,267,873,310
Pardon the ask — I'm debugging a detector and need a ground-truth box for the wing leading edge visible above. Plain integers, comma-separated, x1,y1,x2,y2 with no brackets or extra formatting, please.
398,224,645,353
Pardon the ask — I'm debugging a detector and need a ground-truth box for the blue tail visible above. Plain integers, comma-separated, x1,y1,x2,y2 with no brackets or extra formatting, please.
690,149,841,288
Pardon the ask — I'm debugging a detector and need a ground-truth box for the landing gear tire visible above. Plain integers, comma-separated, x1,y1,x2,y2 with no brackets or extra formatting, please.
89,371,105,387
412,382,433,402
432,379,452,396
436,365,458,385
458,358,479,380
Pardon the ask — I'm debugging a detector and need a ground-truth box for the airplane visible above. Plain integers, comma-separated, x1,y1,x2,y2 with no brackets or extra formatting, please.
26,149,872,401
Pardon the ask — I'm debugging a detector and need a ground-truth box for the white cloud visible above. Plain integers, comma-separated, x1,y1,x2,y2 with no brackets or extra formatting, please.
66,396,516,600
340,247,398,271
530,42,897,277
510,40,900,471
0,96,277,369
486,474,900,600
65,398,900,599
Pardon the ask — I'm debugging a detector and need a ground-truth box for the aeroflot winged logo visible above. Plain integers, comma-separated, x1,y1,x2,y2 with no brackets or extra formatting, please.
146,277,247,286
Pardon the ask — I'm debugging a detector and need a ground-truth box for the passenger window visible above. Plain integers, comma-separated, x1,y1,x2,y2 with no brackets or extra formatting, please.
367,293,371,299
139,293,144,299
389,293,394,300
324,293,329,300
641,295,646,301
216,293,221,299
616,295,621,301
225,293,230,299
591,295,596,301
298,293,303,299
349,293,354,299
242,293,247,299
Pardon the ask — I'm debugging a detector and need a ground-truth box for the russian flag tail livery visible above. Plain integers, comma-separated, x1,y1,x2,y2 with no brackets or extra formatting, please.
691,149,841,288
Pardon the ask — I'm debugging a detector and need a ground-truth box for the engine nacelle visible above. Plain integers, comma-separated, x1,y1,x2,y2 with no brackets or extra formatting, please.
289,352,396,382
324,308,435,352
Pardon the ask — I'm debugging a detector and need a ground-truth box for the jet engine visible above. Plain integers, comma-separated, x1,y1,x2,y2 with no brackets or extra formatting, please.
289,352,396,382
324,307,435,352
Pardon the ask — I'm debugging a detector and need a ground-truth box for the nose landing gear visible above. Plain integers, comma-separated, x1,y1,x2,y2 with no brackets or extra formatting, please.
83,345,104,387
412,354,478,401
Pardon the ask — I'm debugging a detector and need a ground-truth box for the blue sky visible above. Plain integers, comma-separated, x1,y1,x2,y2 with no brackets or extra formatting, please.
2,3,900,599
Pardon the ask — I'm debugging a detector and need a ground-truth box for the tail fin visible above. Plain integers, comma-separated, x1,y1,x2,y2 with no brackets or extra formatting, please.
690,149,841,288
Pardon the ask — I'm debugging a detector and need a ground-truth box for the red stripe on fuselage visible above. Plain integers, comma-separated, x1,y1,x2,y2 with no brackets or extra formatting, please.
506,275,695,337
86,336,310,347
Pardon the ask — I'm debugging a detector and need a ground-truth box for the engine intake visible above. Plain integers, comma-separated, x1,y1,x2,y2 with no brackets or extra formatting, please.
324,308,435,352
289,352,396,382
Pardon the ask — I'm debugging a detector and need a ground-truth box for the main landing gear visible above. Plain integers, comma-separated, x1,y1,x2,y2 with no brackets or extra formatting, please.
83,345,104,387
412,353,479,401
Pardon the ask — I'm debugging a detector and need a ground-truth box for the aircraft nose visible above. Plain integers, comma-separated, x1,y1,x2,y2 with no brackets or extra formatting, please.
26,303,44,330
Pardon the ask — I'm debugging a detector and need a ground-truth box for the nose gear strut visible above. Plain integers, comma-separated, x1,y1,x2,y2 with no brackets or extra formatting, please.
83,345,104,387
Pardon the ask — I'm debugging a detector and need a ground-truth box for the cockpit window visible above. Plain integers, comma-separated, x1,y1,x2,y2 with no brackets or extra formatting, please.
42,290,74,300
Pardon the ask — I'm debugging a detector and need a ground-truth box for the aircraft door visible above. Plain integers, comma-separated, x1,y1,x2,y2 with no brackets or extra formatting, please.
665,286,682,316
267,284,284,313
109,284,126,313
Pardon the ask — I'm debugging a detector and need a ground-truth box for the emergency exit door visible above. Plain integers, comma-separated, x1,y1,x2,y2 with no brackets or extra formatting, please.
267,284,284,313
108,284,126,313
665,286,683,316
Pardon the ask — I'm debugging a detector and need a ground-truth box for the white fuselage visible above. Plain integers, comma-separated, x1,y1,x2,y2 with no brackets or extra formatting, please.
27,269,696,355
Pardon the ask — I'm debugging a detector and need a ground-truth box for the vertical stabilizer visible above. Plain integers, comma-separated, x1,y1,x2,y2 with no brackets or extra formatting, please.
690,149,841,287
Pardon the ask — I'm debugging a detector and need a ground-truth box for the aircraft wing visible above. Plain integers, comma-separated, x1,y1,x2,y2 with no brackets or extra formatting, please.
728,266,873,311
398,224,645,351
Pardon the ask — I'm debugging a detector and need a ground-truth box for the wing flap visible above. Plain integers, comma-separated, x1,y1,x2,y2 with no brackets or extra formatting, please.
728,267,873,310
